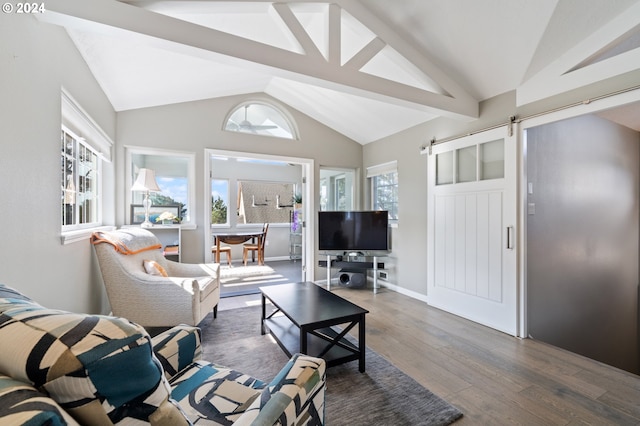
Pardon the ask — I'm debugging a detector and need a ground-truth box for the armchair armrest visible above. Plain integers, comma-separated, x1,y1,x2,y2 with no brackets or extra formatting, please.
233,354,326,426
152,325,202,380
165,261,220,279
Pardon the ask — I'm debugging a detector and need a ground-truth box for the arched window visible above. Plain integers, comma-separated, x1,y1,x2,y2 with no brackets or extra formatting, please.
224,101,298,139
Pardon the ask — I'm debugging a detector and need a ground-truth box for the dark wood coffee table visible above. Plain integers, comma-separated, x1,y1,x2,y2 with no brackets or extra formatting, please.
260,282,369,372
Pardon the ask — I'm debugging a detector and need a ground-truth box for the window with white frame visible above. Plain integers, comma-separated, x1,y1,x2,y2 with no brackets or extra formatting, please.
60,90,111,237
128,148,195,226
319,167,356,211
368,161,398,221
61,126,101,228
223,101,298,139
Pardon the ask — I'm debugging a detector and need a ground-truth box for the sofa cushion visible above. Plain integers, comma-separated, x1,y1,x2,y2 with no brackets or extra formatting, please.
0,284,189,425
152,325,202,380
0,284,34,303
169,360,266,425
0,374,80,425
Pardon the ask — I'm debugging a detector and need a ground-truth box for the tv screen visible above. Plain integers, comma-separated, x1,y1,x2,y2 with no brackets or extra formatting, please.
318,211,389,252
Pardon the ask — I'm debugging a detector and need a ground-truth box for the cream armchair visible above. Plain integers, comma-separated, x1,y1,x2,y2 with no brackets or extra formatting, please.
91,228,220,327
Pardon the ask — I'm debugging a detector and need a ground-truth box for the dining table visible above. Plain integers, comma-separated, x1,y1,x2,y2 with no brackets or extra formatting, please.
212,230,265,264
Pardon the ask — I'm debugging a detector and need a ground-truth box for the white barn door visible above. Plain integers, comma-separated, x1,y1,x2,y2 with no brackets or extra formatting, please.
427,127,518,336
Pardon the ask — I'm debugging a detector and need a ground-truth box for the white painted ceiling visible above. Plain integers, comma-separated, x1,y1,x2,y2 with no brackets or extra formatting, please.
39,0,640,143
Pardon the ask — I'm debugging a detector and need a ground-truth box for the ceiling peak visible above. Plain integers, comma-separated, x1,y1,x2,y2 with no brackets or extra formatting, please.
39,0,478,119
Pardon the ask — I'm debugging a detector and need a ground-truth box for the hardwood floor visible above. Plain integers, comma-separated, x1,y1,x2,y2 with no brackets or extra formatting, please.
220,260,303,297
219,285,640,425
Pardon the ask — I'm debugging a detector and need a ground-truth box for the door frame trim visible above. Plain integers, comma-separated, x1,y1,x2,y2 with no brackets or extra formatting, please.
204,149,315,281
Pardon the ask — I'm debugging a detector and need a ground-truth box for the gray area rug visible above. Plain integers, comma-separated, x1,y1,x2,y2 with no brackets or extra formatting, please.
200,306,463,426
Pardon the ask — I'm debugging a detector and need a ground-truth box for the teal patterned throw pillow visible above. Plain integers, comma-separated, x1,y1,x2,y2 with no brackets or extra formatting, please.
0,284,189,425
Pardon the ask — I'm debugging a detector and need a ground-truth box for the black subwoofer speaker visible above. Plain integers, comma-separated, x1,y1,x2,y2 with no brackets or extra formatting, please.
338,271,366,288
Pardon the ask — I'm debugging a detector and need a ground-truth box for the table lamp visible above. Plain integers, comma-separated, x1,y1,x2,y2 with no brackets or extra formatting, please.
132,168,161,228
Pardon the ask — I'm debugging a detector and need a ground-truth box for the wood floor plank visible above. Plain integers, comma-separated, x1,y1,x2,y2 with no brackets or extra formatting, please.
219,282,640,425
449,386,555,425
520,384,637,426
329,286,640,425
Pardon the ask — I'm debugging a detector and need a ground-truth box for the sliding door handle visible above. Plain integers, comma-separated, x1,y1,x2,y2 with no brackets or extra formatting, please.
506,226,514,250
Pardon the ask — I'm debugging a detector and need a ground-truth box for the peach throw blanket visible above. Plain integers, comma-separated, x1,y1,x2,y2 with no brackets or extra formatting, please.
91,228,162,255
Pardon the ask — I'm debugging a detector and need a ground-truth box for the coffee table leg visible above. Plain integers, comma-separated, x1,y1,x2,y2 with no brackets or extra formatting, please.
359,314,366,373
300,326,308,355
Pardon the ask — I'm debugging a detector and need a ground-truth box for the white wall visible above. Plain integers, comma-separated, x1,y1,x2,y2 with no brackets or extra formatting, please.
0,15,116,313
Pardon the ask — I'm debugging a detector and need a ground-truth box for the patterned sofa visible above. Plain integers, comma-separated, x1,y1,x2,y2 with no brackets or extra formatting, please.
0,284,326,425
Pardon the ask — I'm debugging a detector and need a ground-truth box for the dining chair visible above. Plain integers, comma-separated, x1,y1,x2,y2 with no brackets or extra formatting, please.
211,243,232,266
243,223,269,266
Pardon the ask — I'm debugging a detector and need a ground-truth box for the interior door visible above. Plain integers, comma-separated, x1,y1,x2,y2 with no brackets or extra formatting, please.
427,126,519,336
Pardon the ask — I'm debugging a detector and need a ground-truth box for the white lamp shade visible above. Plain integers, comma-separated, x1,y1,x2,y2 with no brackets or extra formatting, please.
132,168,161,192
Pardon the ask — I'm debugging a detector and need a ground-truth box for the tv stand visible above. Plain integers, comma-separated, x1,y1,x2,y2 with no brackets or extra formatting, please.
324,254,383,294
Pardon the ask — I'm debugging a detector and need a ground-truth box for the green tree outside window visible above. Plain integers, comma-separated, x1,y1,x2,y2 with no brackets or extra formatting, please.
211,196,228,224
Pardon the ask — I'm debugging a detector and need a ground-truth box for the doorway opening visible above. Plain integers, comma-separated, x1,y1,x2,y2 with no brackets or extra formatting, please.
205,149,314,298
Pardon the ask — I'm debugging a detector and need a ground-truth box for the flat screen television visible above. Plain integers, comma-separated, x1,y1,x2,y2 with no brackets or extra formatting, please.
318,210,389,253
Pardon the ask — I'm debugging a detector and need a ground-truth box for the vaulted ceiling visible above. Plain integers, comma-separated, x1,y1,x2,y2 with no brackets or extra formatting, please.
39,0,640,143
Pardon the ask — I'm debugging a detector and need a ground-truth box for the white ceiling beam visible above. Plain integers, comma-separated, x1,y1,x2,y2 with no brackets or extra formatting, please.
271,3,324,60
39,0,478,119
337,0,478,106
517,1,640,106
343,37,385,71
327,3,341,66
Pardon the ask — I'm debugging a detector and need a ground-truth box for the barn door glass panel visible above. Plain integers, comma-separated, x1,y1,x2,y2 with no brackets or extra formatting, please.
436,151,454,185
457,145,477,183
480,139,504,180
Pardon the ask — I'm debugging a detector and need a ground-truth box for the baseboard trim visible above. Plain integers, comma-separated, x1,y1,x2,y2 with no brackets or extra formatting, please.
310,277,430,305
378,281,429,304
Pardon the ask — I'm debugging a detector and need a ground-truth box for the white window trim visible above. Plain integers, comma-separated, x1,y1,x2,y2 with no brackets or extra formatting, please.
366,160,397,178
61,89,113,162
60,90,113,244
61,226,116,245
